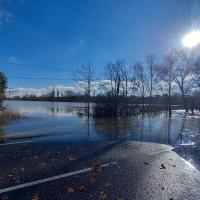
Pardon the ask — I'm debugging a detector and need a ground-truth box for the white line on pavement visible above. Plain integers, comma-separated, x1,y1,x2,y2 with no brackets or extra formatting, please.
0,140,32,146
0,162,117,194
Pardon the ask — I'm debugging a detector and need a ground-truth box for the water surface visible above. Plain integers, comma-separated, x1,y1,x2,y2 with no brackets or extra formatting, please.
1,100,199,146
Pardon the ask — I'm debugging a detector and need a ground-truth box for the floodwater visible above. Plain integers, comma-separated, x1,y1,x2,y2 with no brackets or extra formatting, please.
1,100,200,169
1,100,200,145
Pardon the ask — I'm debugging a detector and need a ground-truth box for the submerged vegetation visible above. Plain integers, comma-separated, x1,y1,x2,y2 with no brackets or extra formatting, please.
0,108,22,125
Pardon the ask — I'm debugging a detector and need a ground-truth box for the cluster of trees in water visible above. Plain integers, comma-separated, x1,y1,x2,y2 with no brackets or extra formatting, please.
0,72,7,108
6,48,200,117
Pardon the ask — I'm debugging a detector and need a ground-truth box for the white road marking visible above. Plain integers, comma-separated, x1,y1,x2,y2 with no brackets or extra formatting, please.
0,140,32,146
0,162,117,194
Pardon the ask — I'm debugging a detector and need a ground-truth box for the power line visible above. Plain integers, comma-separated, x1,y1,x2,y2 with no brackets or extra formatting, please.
0,60,74,72
7,76,74,81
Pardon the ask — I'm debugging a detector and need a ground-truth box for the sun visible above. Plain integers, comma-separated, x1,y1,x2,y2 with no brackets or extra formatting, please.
182,30,200,48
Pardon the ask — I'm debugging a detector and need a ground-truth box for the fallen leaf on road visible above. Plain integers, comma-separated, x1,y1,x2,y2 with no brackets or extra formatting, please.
32,193,40,200
161,187,165,190
144,162,149,165
67,156,76,161
38,162,47,169
91,164,102,173
160,163,166,169
88,178,97,185
172,165,176,168
99,191,107,199
66,187,76,193
8,175,16,182
79,185,85,191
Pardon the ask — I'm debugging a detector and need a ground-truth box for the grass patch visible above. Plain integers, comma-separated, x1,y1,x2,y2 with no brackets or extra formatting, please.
0,108,22,125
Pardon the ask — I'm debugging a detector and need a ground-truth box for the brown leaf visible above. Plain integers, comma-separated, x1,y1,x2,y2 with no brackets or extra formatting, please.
8,175,16,182
99,191,107,199
172,164,176,168
160,163,166,169
38,162,47,169
88,178,97,185
79,185,85,191
32,193,40,200
91,164,102,173
67,156,76,161
66,187,76,193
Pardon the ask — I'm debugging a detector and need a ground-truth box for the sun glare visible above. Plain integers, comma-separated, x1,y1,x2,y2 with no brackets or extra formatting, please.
182,30,200,48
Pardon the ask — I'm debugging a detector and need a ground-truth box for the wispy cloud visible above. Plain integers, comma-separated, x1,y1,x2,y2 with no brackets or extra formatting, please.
0,9,13,25
0,0,25,27
8,56,21,62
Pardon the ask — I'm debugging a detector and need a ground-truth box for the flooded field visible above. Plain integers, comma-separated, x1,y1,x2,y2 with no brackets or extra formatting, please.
0,100,199,146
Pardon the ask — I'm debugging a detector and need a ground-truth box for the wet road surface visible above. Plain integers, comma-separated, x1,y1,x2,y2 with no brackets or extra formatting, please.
0,140,200,200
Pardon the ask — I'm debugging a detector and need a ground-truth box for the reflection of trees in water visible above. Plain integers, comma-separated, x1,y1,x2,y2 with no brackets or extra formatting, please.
77,108,197,145
178,114,186,145
49,106,80,115
92,117,133,139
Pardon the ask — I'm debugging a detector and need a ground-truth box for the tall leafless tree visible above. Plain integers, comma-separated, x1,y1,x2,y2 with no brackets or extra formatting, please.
172,50,192,112
133,61,149,112
157,50,176,117
146,54,158,111
75,61,95,117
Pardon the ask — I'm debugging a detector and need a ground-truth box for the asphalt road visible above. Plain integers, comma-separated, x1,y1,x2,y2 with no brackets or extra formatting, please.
0,140,200,200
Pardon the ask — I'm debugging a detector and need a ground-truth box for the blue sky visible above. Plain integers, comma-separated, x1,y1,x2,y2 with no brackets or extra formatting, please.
0,0,200,89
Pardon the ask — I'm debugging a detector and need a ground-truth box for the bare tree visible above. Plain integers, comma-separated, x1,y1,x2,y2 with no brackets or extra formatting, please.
105,60,123,97
157,50,176,117
146,54,158,111
172,50,192,112
192,58,200,90
133,61,149,112
75,61,95,117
